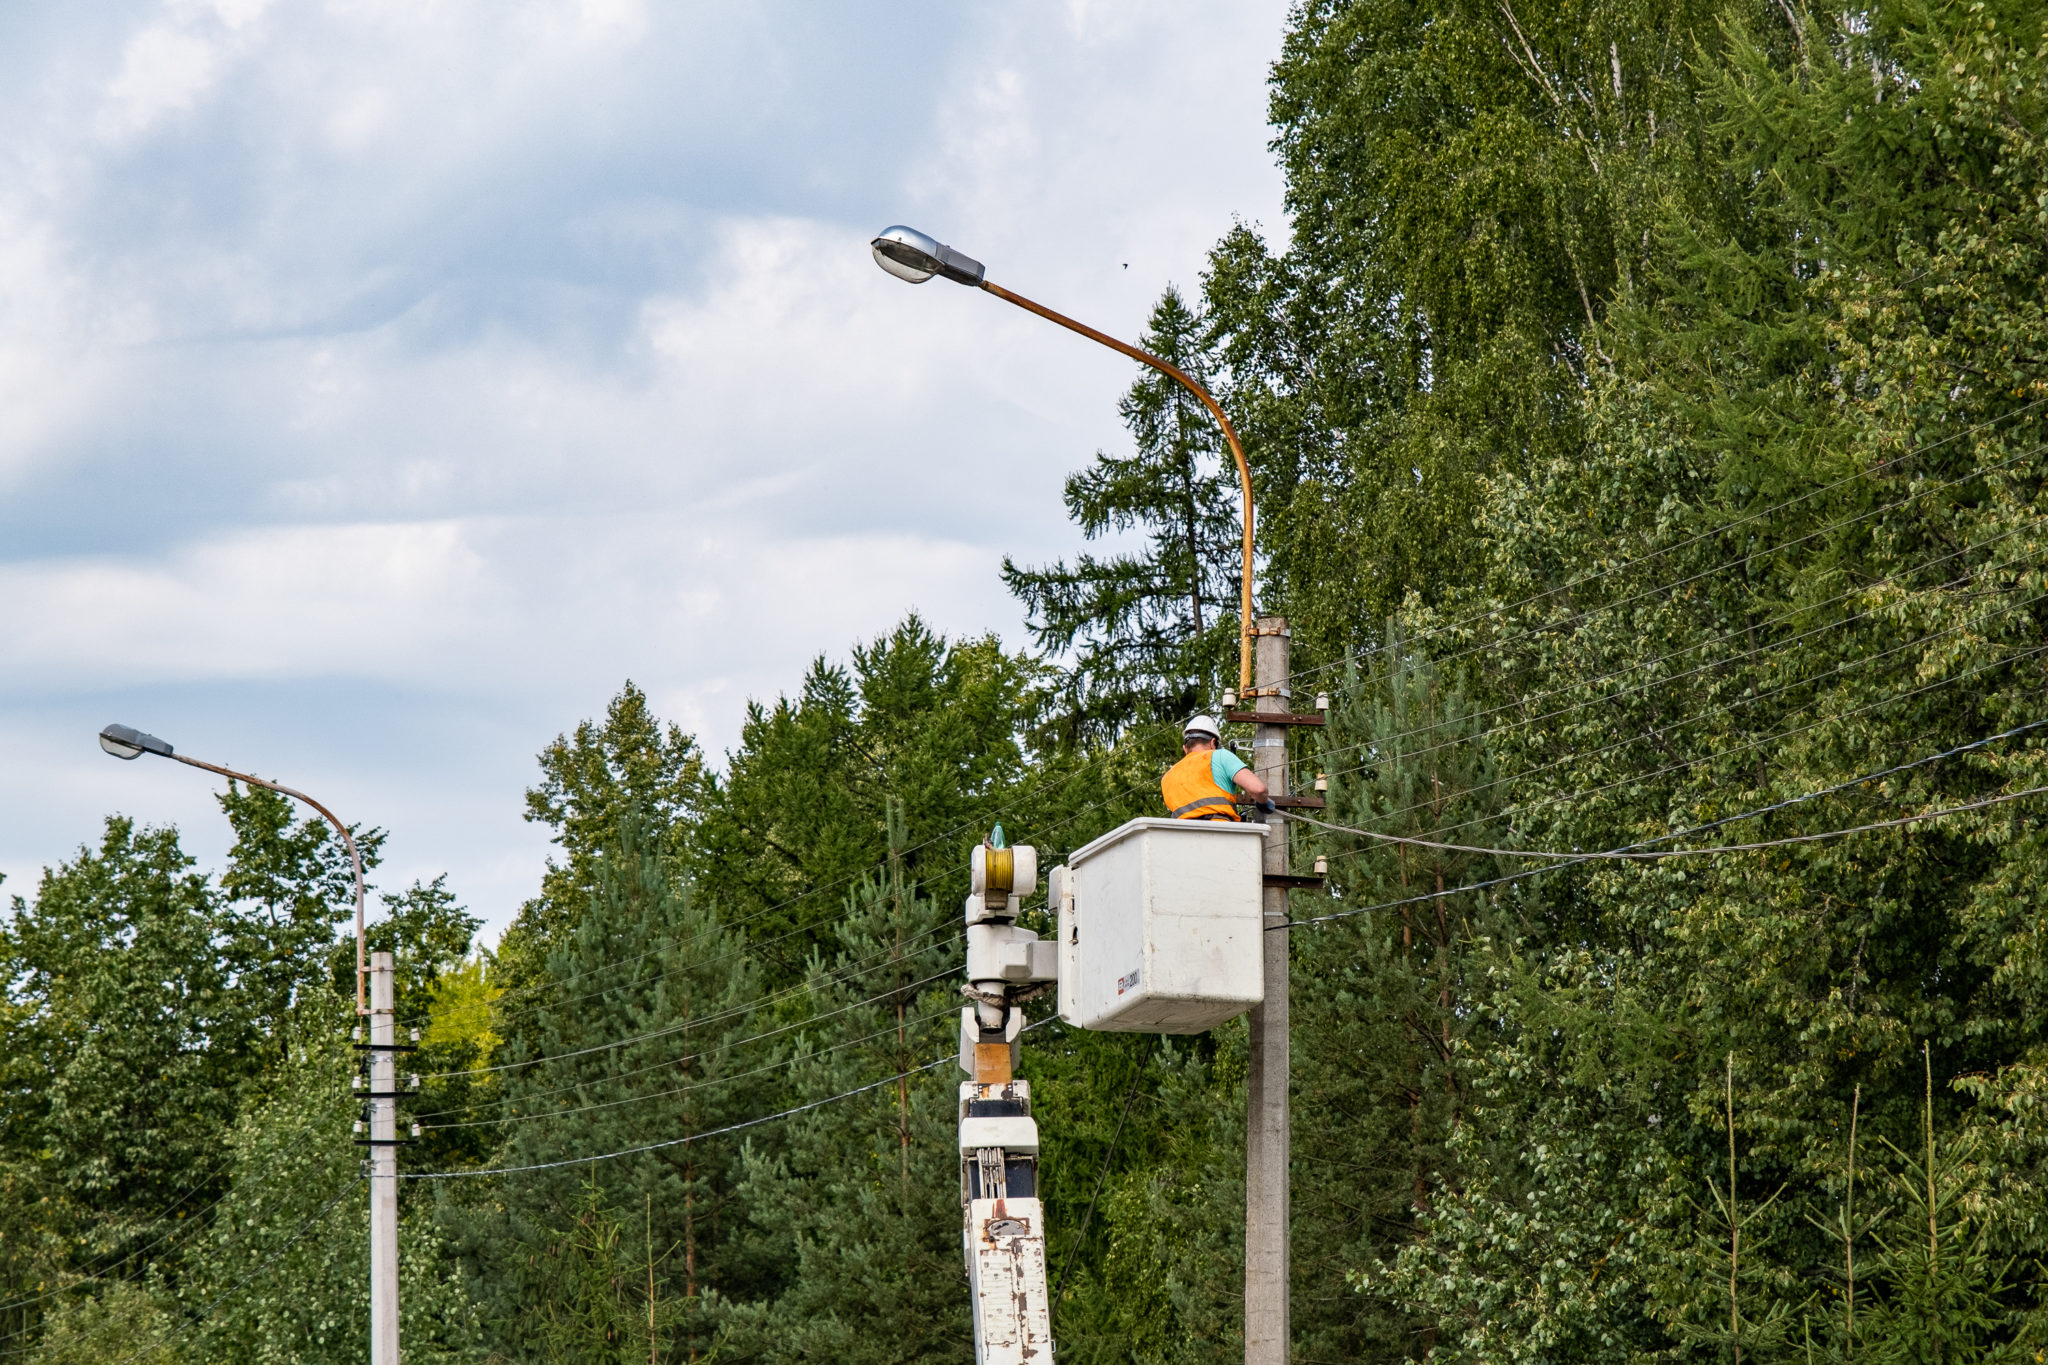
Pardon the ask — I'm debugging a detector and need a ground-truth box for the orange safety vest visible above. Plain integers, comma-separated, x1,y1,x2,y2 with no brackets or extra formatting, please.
1161,749,1242,821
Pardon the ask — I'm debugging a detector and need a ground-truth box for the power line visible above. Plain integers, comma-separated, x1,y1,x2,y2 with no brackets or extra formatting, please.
421,1004,961,1131
1051,1034,1156,1317
433,760,1181,1099
475,916,963,1087
426,963,961,1081
1319,631,2048,882
0,1167,355,1362
1283,719,2048,929
412,950,958,1118
483,718,1190,1025
478,412,2048,1026
495,420,2023,1020
1285,715,2048,859
401,1019,1058,1181
1306,523,2048,781
102,1183,357,1365
1312,630,2048,858
0,1079,355,1337
1290,429,2048,772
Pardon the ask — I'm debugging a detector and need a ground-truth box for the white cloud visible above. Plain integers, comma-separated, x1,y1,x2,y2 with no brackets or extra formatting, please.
0,522,495,686
324,86,395,154
0,0,1292,931
100,25,223,138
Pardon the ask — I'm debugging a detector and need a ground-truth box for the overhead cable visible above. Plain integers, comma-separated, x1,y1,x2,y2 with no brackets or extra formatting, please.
1283,719,2048,929
1315,632,2048,855
402,1019,1057,1181
425,963,960,1080
420,1005,960,1130
1308,524,2048,777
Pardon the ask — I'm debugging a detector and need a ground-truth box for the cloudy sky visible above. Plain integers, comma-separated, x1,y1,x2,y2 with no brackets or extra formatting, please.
0,0,1292,934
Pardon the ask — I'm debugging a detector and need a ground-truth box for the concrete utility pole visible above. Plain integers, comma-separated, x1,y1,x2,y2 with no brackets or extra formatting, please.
1244,617,1291,1365
368,951,399,1365
94,725,401,1359
865,227,1307,1365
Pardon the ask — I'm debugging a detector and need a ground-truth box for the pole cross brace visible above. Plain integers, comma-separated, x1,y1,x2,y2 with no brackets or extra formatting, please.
1224,710,1325,727
353,1042,420,1053
1263,873,1325,891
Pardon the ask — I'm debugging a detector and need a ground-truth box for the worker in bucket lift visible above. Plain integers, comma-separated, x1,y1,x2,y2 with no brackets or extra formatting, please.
1162,714,1275,821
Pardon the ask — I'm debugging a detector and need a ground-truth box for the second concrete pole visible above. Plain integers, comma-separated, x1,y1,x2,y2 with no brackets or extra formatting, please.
1245,615,1290,1365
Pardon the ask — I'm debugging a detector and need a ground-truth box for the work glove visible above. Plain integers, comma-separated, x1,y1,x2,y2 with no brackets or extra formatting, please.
1257,797,1278,814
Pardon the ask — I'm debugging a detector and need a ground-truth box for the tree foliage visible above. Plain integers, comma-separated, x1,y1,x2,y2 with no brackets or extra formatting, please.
5,0,2047,1359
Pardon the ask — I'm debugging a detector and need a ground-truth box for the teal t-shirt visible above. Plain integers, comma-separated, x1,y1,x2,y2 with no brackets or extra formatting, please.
1210,748,1249,793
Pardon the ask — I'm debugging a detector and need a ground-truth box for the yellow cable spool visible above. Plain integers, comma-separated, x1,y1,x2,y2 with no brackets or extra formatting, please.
983,846,1014,895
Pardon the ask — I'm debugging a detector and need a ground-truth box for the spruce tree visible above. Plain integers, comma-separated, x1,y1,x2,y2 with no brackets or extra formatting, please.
692,617,1041,975
1003,286,1243,743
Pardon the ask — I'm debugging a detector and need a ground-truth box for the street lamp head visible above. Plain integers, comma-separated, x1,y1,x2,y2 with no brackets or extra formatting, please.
871,225,985,287
99,723,174,761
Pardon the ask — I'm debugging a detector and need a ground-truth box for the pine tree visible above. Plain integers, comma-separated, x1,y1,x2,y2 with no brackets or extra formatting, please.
723,816,971,1364
1003,286,1243,743
460,806,766,1361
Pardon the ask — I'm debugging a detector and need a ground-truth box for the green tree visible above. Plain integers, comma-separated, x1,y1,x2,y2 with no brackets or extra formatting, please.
500,680,706,995
724,828,972,1364
692,616,1042,977
1201,0,1753,658
357,876,483,1029
518,1181,684,1365
217,781,385,1056
1350,0,2048,1354
0,819,248,1217
458,807,767,1361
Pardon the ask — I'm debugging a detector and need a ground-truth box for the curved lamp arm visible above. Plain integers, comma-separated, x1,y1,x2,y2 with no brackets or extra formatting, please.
99,724,370,1014
869,226,1256,700
977,280,1257,701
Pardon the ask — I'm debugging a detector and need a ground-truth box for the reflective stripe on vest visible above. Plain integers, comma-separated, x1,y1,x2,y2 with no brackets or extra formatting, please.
1161,749,1241,822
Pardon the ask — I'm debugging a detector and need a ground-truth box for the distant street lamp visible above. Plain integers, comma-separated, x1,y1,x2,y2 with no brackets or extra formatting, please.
98,723,371,1015
870,225,1258,702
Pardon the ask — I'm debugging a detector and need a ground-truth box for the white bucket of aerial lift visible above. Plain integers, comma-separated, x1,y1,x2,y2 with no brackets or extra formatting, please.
1054,817,1267,1033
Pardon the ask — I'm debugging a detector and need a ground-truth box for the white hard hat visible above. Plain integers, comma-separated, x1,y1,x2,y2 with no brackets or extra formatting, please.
1183,714,1222,742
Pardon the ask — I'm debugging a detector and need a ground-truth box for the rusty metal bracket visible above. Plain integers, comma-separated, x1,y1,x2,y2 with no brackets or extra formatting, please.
1224,710,1326,727
1262,873,1326,891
